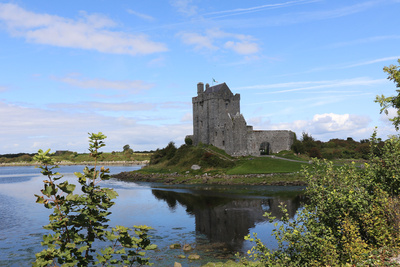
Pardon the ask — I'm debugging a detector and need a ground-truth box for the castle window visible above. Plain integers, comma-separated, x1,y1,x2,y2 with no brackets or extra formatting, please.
222,131,224,135
225,100,230,108
201,120,203,127
222,140,225,146
215,131,217,136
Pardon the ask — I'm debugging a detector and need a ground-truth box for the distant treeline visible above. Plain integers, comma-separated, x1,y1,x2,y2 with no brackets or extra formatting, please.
0,152,36,158
291,132,381,160
0,150,153,164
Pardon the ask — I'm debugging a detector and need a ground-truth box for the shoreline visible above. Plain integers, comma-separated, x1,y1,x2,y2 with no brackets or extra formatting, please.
112,171,307,186
0,160,149,167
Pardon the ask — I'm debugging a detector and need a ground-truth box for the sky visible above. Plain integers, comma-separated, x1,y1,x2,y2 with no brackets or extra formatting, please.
0,0,400,154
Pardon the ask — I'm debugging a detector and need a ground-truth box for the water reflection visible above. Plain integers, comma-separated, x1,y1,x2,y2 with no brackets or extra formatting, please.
151,187,303,250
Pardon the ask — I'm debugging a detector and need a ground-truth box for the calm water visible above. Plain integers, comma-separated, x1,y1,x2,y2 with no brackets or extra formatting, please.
0,165,304,266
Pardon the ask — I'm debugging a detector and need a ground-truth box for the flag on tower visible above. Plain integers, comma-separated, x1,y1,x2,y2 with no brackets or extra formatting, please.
213,78,218,83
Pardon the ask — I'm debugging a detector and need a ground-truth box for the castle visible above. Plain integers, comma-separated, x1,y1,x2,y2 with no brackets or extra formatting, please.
188,82,295,156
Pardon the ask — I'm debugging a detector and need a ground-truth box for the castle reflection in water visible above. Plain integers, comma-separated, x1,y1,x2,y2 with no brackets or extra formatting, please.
151,186,304,250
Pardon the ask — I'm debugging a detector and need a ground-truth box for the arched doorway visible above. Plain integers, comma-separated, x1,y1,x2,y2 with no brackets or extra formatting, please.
259,142,270,155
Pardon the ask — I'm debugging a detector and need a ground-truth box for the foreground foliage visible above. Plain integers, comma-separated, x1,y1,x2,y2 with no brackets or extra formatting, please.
376,58,400,130
245,133,400,266
33,133,156,267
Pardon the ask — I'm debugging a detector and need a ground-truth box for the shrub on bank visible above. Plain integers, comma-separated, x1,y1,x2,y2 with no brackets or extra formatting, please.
245,133,400,266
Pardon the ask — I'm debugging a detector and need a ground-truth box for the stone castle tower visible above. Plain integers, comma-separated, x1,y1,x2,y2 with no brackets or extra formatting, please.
189,82,294,156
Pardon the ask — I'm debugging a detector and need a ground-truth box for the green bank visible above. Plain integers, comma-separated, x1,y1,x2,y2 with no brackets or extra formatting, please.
114,143,309,185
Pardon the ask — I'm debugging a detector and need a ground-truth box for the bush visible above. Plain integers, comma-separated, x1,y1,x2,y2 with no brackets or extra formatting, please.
150,141,177,164
308,147,322,158
291,140,305,154
355,142,370,159
246,133,400,266
185,136,193,146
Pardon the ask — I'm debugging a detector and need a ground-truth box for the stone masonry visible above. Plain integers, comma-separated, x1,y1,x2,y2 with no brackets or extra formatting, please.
188,82,294,156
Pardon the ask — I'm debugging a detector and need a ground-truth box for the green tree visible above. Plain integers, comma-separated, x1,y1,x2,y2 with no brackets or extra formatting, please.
33,133,156,266
375,58,400,130
149,141,177,165
184,136,193,146
123,144,131,152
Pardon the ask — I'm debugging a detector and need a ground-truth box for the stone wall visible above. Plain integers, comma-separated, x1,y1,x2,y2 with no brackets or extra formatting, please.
247,130,295,156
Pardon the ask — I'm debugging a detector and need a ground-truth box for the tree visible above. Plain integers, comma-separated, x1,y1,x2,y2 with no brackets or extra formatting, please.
33,133,156,266
291,140,305,154
184,136,193,146
123,144,131,152
375,58,400,130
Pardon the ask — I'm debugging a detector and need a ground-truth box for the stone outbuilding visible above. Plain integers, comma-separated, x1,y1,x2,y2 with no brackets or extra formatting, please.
187,82,295,156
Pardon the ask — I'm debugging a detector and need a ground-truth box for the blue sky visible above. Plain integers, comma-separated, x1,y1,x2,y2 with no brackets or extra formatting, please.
0,0,399,154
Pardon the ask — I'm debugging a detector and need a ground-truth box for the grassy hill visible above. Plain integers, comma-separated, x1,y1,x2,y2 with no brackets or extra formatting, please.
139,142,307,176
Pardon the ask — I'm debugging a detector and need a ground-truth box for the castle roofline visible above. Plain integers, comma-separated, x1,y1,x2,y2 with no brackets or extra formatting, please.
204,82,227,94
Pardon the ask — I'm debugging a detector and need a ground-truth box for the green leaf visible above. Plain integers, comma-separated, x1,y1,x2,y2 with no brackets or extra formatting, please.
77,245,89,253
35,194,45,204
145,244,157,250
58,181,76,194
103,188,119,199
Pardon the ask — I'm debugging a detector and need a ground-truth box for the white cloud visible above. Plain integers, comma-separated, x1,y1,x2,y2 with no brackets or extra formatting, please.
327,36,400,49
126,9,155,21
177,28,259,55
310,113,370,133
48,100,191,113
251,113,375,141
160,101,191,109
180,112,192,122
56,74,154,92
203,1,386,31
0,101,191,153
341,56,400,69
178,32,218,51
379,107,398,123
56,102,156,112
147,56,166,67
237,77,387,94
170,0,198,17
205,0,319,17
224,40,259,55
0,3,167,56
261,56,400,78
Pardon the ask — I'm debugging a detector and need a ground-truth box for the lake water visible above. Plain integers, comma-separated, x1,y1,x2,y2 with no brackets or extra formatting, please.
0,165,304,266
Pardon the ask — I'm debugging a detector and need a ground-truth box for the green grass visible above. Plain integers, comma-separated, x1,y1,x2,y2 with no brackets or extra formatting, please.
273,150,309,161
226,157,307,175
